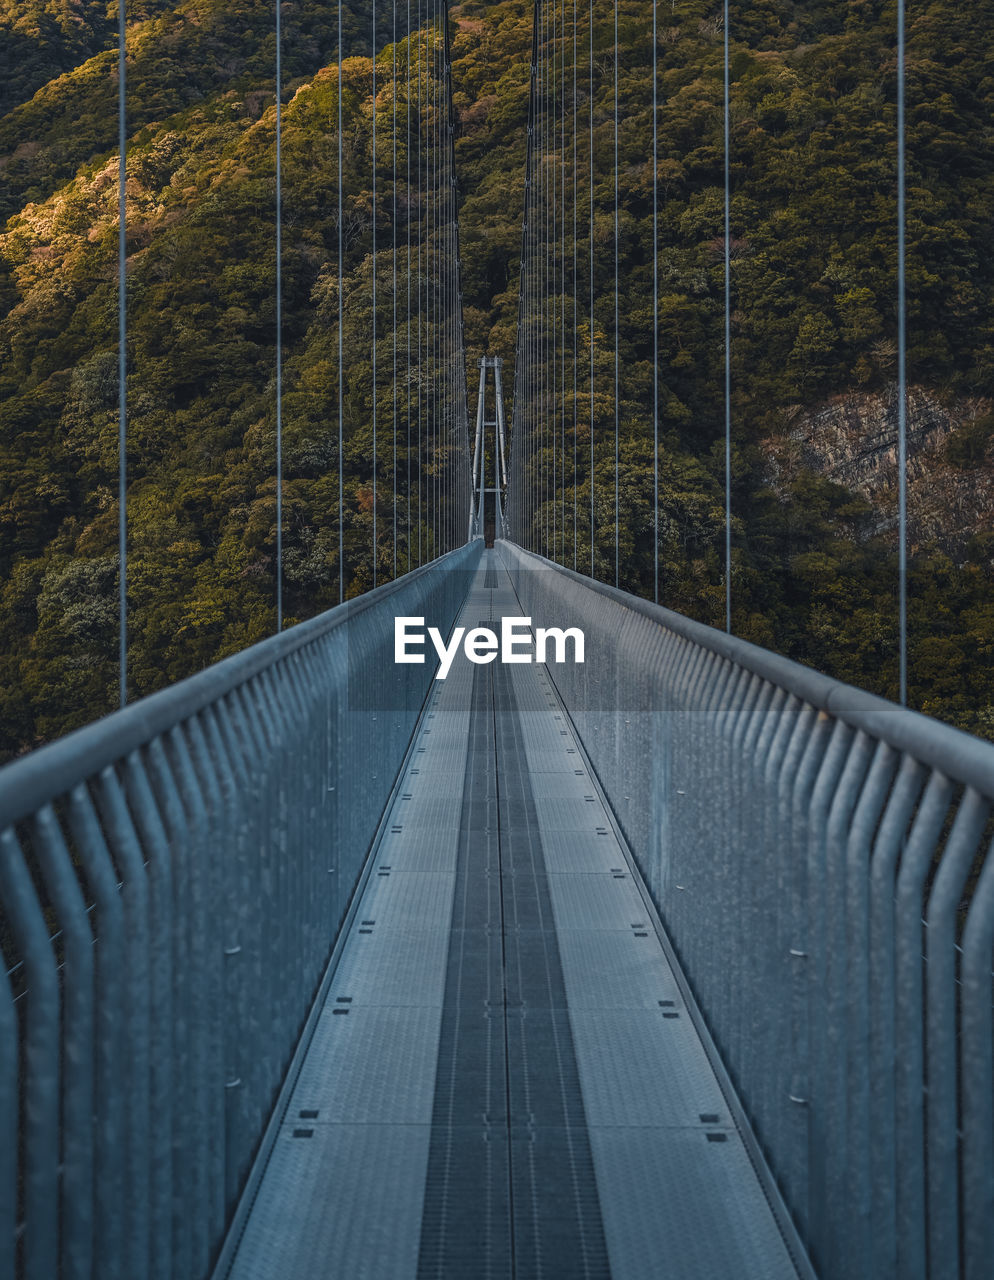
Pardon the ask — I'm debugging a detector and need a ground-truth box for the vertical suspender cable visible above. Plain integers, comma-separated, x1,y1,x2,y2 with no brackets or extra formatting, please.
536,2,543,553
118,0,127,705
431,10,438,554
428,11,433,556
338,0,345,601
532,6,539,550
535,20,540,552
897,0,908,705
652,0,659,604
406,0,413,570
534,2,540,552
588,0,594,576
434,7,438,552
437,13,443,553
552,0,558,561
526,57,531,547
560,0,567,563
417,9,423,564
275,0,283,631
372,2,378,586
545,2,551,557
613,0,619,587
442,21,448,553
529,14,535,548
511,12,538,550
435,10,441,555
540,0,547,556
534,23,539,553
572,0,578,570
723,0,731,633
393,9,399,577
423,10,428,557
531,5,538,550
423,9,429,557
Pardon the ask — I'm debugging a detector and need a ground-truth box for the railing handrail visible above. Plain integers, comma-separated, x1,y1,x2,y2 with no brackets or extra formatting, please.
2,541,482,1280
499,537,994,1280
0,552,468,831
498,540,994,797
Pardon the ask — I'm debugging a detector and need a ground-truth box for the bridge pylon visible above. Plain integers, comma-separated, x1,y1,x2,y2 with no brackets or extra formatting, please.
470,355,508,545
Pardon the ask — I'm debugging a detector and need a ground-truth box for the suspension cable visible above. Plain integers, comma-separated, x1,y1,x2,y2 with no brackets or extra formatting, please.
407,0,412,569
337,0,345,602
392,6,398,577
276,0,284,628
560,0,567,563
588,0,594,576
417,8,423,564
613,0,619,588
652,0,659,604
372,0,378,586
723,0,731,632
118,0,128,703
897,0,908,705
572,0,578,570
551,0,559,561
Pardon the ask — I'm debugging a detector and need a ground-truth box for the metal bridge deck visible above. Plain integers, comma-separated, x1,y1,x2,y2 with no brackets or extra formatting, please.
222,555,806,1280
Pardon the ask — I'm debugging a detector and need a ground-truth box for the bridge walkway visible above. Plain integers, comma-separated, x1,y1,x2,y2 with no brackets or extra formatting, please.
221,553,807,1279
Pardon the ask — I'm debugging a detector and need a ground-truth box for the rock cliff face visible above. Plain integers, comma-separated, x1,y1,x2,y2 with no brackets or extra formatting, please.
764,388,994,555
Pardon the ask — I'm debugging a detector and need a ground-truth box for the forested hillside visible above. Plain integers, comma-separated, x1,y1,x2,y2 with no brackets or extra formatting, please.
0,0,457,755
1,0,993,759
452,0,994,732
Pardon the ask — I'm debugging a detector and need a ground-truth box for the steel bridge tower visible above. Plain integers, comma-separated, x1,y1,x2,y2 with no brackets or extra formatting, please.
471,356,508,545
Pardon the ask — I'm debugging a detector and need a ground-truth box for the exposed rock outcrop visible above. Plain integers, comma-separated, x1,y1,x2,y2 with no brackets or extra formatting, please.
763,388,994,555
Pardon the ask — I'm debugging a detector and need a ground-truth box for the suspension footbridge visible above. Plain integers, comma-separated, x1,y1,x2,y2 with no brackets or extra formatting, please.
2,2,993,1279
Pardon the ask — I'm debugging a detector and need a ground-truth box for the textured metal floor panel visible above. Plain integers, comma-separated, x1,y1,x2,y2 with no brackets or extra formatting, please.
358,870,456,929
511,741,582,774
398,768,467,797
568,1008,727,1127
410,744,474,771
538,830,626,872
372,828,463,872
292,1005,444,1123
589,1127,799,1280
518,769,594,798
508,719,575,753
329,927,452,1006
388,793,464,831
530,795,614,832
555,928,683,1009
544,872,649,931
228,1124,432,1280
414,729,474,750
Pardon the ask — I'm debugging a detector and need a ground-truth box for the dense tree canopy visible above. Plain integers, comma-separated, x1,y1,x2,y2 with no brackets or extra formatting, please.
1,0,993,758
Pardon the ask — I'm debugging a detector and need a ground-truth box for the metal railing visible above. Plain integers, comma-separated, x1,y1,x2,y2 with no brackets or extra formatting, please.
498,539,994,1280
0,541,481,1280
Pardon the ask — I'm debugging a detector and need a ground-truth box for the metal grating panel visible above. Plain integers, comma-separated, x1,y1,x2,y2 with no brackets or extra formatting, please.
291,1005,444,1124
530,796,609,832
358,870,456,930
388,794,464,831
373,828,463,873
329,928,452,1007
544,872,649,931
228,1124,433,1280
588,1126,800,1280
538,830,624,873
520,770,593,799
568,1008,727,1128
555,929,683,1010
